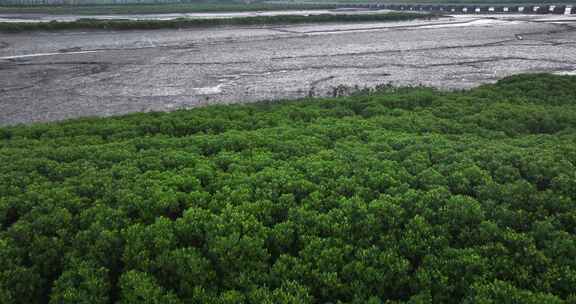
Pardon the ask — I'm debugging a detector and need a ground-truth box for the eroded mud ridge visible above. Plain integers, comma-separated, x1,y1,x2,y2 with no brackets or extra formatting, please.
1,14,576,125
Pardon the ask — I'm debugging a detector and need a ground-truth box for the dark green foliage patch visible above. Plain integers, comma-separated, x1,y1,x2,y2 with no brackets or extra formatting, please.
1,74,576,303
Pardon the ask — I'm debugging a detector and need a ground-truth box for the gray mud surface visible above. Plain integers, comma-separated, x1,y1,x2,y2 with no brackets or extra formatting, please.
1,14,576,125
0,9,395,23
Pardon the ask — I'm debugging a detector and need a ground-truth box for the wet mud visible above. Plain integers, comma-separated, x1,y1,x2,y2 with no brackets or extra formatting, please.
1,14,575,125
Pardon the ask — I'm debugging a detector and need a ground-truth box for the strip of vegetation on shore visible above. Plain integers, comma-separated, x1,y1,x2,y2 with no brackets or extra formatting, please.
1,74,576,303
0,12,436,32
0,3,339,15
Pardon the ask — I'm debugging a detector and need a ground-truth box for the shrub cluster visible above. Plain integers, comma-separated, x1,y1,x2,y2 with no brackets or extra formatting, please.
1,74,575,303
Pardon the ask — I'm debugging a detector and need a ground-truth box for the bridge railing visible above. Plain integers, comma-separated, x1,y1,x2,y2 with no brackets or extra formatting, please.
333,3,575,15
0,0,573,15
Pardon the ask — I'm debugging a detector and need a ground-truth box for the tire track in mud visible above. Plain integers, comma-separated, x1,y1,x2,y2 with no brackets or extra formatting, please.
267,39,516,61
11,61,112,76
272,18,483,34
20,54,570,72
216,56,576,79
0,85,34,93
310,75,336,86
2,61,112,90
159,60,253,66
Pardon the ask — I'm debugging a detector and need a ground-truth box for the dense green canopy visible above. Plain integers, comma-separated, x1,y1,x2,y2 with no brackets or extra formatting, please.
1,74,575,303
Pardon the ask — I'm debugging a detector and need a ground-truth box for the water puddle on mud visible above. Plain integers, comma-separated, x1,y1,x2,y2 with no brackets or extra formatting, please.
192,84,224,95
0,50,101,60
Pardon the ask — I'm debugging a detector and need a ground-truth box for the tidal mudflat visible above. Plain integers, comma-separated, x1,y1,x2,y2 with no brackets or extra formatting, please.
1,14,575,125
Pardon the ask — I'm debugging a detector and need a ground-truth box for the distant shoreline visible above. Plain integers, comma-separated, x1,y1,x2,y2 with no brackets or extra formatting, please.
0,3,339,15
0,12,436,32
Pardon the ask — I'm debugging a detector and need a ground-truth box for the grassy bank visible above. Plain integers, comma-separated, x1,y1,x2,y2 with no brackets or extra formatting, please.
1,74,576,303
0,3,338,15
0,12,435,32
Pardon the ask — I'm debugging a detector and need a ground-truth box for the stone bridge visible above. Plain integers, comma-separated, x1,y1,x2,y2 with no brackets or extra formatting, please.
337,3,576,14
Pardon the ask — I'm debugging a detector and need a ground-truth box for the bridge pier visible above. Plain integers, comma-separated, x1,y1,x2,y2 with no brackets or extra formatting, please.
478,6,490,13
494,6,505,13
533,6,545,14
551,5,566,14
